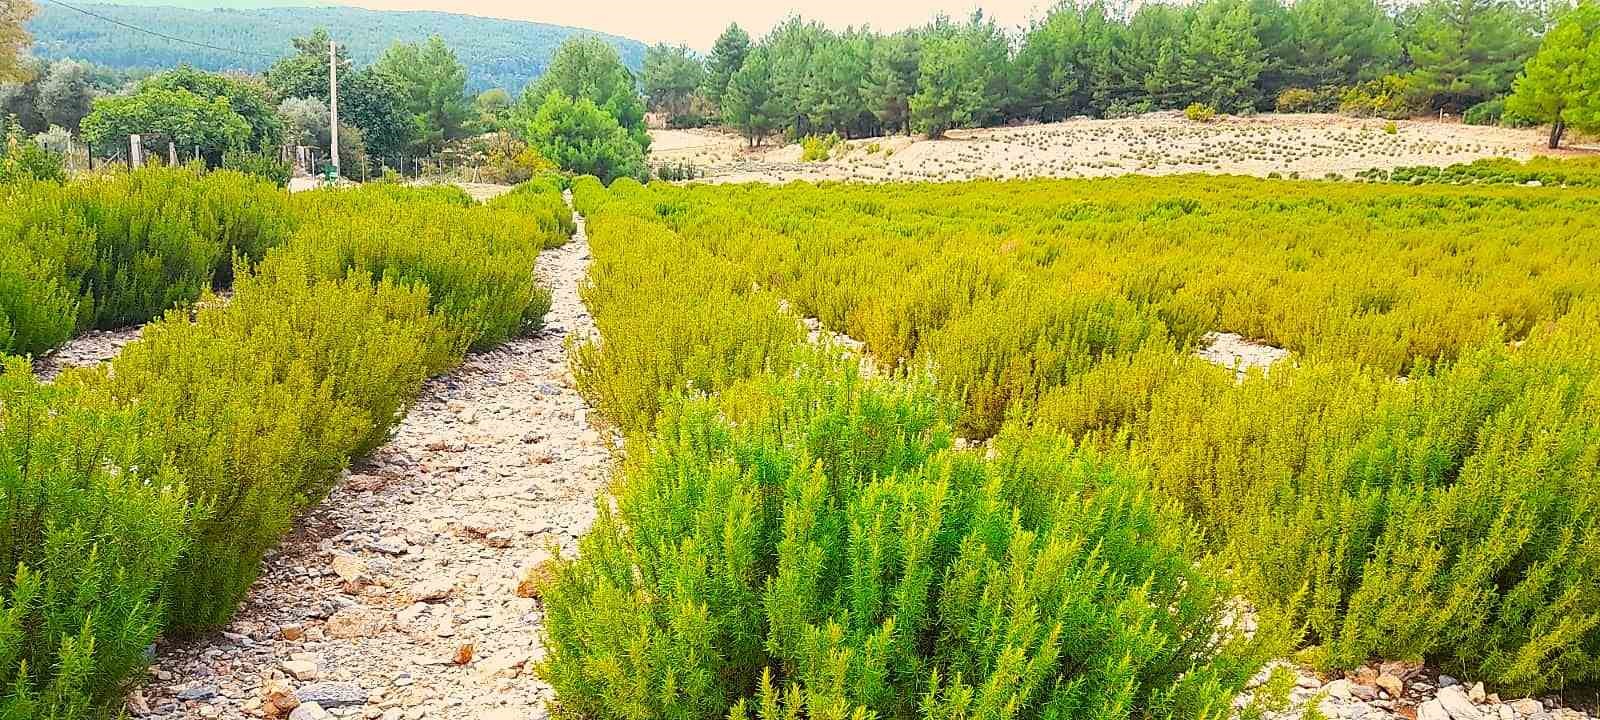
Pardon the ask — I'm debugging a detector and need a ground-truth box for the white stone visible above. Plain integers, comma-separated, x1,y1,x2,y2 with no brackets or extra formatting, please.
1421,700,1453,720
1438,686,1483,720
282,659,319,681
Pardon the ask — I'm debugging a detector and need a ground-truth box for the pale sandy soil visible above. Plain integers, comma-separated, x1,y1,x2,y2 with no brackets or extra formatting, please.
652,113,1577,185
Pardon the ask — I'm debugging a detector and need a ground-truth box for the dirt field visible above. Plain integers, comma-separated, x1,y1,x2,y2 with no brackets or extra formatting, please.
652,113,1583,184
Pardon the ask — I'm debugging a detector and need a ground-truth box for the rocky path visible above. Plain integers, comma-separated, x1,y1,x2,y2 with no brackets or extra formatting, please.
129,196,607,720
33,326,145,381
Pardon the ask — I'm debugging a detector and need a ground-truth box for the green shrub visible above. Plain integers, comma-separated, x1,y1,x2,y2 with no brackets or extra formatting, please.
222,149,292,188
74,255,450,628
1463,98,1505,126
1103,99,1153,119
0,166,294,356
284,182,566,352
1274,88,1337,114
540,355,1270,720
0,170,574,714
0,360,190,719
568,175,1600,695
801,133,843,162
1339,75,1425,119
1183,103,1217,122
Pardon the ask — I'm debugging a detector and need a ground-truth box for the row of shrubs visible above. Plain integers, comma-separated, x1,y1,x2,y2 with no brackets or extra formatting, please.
591,173,1600,436
0,168,293,357
553,173,1600,699
1359,156,1600,187
0,172,572,718
541,175,1279,720
1274,80,1533,127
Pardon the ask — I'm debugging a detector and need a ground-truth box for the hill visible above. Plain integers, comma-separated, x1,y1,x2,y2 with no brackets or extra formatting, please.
25,3,648,93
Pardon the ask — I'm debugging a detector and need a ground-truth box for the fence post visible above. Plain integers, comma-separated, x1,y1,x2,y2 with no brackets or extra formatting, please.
129,134,143,168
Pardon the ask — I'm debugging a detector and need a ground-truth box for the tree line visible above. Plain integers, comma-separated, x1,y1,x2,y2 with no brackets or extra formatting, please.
5,0,1598,183
642,0,1595,146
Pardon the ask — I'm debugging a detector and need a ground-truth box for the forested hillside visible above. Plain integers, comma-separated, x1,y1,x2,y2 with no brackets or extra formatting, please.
25,3,646,92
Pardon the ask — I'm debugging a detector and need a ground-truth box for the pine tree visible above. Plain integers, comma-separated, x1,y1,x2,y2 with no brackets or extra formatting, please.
1506,0,1600,147
1406,0,1538,110
862,32,920,135
724,48,781,147
704,23,752,110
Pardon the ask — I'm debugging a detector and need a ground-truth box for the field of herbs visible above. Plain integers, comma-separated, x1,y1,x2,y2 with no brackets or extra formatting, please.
0,167,571,718
542,173,1600,720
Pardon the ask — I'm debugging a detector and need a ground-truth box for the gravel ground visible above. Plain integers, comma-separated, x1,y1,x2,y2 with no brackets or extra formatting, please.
32,326,145,381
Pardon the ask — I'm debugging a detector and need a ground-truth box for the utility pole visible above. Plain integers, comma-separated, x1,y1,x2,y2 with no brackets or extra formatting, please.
329,38,341,180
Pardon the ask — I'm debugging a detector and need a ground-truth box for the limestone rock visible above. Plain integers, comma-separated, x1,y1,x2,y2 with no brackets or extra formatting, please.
1438,686,1483,720
1511,700,1543,716
410,578,453,602
289,702,332,720
330,553,367,583
295,682,366,709
1421,700,1453,720
325,607,382,639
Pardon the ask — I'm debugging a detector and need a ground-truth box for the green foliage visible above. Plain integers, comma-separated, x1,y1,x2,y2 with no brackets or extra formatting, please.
373,35,473,153
0,173,572,716
27,3,646,94
800,133,842,162
285,181,569,352
1285,0,1400,88
1404,0,1538,111
520,92,647,185
1274,87,1339,113
0,119,64,184
704,23,752,109
79,85,251,158
909,22,995,138
723,47,782,147
85,255,451,629
550,181,1275,714
0,360,190,719
1337,74,1427,118
523,36,649,153
1384,156,1600,187
140,65,284,152
642,43,706,123
267,30,416,161
222,149,292,187
1505,0,1600,147
652,160,702,182
1146,0,1268,112
0,166,292,357
564,175,1600,695
1184,102,1218,121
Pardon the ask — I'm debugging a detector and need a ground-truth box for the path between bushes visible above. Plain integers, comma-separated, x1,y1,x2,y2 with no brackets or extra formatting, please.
127,194,608,720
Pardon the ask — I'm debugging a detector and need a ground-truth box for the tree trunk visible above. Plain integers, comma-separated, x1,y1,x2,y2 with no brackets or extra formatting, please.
1548,120,1566,150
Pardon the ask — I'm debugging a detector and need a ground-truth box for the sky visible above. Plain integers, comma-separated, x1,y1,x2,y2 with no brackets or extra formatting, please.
336,0,1053,49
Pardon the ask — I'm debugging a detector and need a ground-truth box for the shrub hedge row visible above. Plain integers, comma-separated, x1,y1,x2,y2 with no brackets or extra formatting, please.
0,172,570,718
556,172,1600,704
0,167,293,357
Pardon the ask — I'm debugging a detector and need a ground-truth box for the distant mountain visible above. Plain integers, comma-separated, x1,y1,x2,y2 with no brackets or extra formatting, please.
26,3,648,93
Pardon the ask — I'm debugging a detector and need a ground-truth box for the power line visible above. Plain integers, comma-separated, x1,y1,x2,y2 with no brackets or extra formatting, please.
38,0,282,61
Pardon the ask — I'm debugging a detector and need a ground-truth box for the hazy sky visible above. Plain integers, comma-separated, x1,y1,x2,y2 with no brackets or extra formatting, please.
337,0,1052,49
